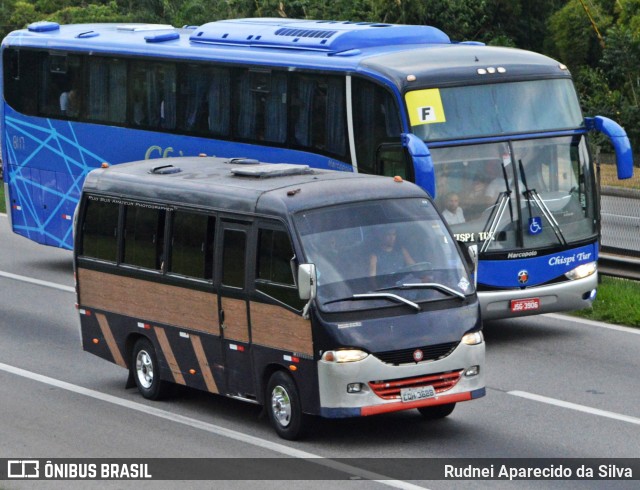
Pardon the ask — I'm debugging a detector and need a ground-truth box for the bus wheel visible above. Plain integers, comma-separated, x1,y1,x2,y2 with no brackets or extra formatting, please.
417,403,456,420
266,371,307,440
132,338,167,400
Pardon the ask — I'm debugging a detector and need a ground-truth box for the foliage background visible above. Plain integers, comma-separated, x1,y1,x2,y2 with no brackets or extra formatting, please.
1,0,640,151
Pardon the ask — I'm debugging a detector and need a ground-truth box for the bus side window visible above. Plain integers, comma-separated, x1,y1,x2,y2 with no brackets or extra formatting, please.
178,65,231,136
169,210,215,280
256,227,305,310
87,57,126,123
80,197,119,262
3,49,39,116
352,78,402,175
221,228,247,289
123,204,166,270
128,62,176,130
291,74,348,160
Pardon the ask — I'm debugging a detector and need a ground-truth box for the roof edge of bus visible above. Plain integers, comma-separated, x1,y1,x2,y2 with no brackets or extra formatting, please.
189,18,451,53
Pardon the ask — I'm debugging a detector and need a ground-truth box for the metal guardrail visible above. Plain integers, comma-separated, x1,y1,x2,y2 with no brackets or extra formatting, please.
598,253,640,281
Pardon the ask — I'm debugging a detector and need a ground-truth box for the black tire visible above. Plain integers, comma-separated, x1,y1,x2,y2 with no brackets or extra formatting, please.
266,371,308,440
131,337,168,400
417,402,456,420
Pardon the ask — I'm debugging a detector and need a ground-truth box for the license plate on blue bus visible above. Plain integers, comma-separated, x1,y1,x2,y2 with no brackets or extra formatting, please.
401,385,436,403
510,297,540,313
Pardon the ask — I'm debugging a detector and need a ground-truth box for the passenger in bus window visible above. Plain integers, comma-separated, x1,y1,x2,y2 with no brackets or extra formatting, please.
60,88,78,116
369,226,415,286
441,192,465,224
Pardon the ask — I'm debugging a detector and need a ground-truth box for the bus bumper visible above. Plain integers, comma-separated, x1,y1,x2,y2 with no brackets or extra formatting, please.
317,341,485,418
478,272,598,321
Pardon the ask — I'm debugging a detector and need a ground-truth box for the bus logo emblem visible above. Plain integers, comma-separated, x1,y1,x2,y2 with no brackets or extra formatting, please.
518,270,529,284
413,349,424,362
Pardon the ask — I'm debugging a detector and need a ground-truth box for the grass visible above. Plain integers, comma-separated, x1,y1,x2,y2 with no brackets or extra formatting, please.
569,276,640,328
598,161,640,189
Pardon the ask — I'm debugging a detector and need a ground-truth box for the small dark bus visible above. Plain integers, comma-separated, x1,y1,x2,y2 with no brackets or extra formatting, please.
74,156,485,439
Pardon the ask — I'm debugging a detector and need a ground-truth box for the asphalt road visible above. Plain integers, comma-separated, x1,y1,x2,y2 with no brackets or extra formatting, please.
1,214,639,489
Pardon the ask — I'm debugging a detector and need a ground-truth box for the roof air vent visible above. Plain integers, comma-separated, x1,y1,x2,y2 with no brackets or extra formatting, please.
149,164,181,175
231,163,312,178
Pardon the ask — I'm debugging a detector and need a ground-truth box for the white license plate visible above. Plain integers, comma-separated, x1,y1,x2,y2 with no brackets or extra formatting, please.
510,297,540,312
401,385,436,403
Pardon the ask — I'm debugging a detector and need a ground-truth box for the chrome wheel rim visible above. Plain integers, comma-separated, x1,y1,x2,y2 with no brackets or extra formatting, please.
271,385,292,427
136,350,154,389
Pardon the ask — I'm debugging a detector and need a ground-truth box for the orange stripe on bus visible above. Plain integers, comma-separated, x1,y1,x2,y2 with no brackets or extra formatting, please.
190,335,219,394
154,327,186,385
95,313,127,368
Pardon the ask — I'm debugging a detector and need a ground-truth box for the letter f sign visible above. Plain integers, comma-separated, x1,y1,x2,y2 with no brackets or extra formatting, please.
419,106,436,123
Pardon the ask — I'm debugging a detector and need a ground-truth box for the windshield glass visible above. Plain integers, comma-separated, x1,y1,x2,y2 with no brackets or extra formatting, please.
406,79,584,142
431,136,596,252
294,198,473,313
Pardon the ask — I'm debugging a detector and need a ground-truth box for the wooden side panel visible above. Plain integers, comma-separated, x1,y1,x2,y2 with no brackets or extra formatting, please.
78,268,218,334
220,296,249,343
154,326,186,385
190,334,219,394
95,312,127,368
250,302,313,356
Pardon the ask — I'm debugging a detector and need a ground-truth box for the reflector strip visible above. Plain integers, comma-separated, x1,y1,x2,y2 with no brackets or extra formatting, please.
95,313,127,368
154,327,186,385
283,355,300,363
229,344,245,352
78,309,91,316
12,205,22,211
137,322,151,330
190,335,219,394
61,214,72,220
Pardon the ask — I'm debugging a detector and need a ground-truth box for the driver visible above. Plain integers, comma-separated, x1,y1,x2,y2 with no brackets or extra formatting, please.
369,226,415,279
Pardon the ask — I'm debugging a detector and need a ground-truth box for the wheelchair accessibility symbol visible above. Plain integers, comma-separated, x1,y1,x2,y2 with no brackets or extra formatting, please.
528,217,543,235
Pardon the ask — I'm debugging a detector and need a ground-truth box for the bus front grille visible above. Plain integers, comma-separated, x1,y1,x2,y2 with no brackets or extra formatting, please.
374,341,459,365
369,370,463,400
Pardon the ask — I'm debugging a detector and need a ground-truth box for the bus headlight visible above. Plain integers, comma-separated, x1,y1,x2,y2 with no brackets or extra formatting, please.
461,331,484,346
565,261,597,281
321,349,369,363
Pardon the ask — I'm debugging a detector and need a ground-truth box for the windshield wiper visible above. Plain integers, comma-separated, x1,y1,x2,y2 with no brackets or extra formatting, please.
519,160,567,247
480,191,511,254
324,293,421,312
376,283,466,300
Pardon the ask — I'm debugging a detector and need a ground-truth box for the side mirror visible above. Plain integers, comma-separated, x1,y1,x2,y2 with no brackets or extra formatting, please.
458,241,478,287
401,133,436,199
585,116,634,179
298,263,317,301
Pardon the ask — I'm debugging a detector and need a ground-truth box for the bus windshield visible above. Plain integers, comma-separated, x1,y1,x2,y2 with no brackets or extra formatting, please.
408,79,584,141
432,135,596,252
295,198,473,313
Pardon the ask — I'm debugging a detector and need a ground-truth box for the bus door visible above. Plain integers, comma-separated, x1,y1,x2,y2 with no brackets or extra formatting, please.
216,220,255,397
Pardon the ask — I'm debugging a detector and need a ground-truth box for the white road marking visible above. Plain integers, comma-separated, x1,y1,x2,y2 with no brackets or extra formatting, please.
508,390,640,426
544,313,640,335
0,361,428,489
0,270,75,293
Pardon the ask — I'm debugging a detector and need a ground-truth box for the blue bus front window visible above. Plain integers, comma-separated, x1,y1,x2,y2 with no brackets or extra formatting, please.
431,136,596,252
294,199,473,313
407,79,584,142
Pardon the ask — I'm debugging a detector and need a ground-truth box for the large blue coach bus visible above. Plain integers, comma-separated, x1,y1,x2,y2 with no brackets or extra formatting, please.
1,18,634,320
